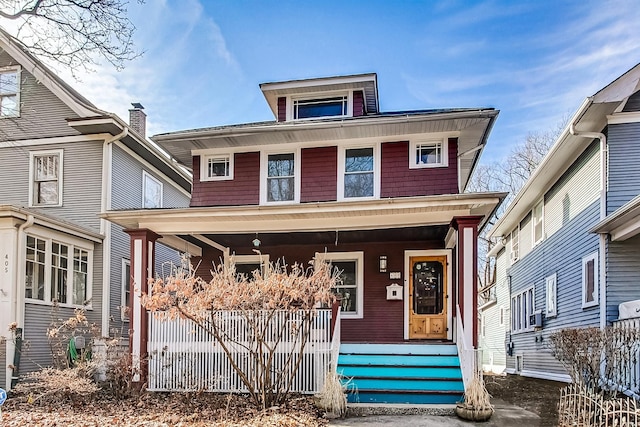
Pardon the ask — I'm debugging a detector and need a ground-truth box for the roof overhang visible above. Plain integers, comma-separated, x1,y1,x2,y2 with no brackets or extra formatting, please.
0,205,103,243
590,194,640,241
68,116,192,193
102,192,506,238
152,109,498,193
259,73,379,117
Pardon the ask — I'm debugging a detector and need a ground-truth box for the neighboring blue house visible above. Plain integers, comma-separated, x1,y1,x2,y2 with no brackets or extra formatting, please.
486,63,640,382
0,28,191,389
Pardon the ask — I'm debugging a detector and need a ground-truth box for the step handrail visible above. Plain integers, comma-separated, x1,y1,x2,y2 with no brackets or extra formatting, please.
456,304,475,390
330,307,341,372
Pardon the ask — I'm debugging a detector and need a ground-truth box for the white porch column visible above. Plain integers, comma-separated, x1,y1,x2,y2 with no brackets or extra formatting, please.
125,228,160,384
0,219,19,390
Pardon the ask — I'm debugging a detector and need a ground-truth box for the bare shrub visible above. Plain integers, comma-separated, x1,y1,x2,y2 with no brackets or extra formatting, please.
549,326,640,396
13,366,99,405
47,305,97,369
142,255,338,409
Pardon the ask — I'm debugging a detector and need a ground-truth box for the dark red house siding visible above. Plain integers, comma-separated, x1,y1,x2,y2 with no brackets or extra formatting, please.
301,146,338,202
380,138,459,197
353,91,364,117
195,240,442,343
277,97,286,122
190,152,260,207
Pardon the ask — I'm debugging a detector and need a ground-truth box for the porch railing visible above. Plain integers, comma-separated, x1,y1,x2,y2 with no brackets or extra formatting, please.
611,317,640,397
456,304,476,390
147,309,332,394
330,307,341,373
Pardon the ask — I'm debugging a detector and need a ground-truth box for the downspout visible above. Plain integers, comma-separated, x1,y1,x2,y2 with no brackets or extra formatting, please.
12,215,34,389
101,127,129,337
569,121,607,329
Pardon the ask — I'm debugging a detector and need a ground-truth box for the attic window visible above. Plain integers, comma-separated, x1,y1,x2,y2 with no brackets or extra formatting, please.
0,66,20,117
410,140,448,168
201,154,233,181
293,95,348,119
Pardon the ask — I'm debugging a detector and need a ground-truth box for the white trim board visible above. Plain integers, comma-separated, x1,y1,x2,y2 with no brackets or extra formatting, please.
520,369,571,383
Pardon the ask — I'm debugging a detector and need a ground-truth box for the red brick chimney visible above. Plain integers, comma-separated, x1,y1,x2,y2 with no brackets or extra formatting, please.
129,102,146,138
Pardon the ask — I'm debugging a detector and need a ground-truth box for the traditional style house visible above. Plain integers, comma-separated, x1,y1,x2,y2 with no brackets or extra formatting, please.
104,73,505,404
0,28,191,390
487,63,640,388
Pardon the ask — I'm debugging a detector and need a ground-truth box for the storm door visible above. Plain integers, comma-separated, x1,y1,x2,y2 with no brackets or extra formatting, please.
409,256,447,339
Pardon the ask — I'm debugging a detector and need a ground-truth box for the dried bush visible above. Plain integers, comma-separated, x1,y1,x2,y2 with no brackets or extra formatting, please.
314,371,347,417
47,305,97,369
549,326,640,396
142,254,338,409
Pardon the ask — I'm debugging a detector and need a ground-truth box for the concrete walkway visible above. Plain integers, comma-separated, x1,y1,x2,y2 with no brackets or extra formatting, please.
329,400,541,427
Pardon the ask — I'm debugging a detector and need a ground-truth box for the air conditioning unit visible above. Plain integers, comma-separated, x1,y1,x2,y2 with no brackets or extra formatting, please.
529,311,542,328
510,251,519,263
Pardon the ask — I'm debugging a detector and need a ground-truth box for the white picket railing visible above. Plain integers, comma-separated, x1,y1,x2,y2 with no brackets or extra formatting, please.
611,317,640,397
456,304,476,390
147,309,333,394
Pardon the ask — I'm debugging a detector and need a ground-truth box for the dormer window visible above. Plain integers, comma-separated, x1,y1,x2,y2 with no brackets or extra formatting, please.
290,92,352,120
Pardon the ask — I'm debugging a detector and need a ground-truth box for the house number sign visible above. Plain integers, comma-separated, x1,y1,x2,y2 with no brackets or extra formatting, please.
4,254,8,274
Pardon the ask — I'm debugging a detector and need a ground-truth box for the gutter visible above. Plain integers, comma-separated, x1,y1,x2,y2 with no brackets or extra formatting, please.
569,109,608,329
100,127,128,338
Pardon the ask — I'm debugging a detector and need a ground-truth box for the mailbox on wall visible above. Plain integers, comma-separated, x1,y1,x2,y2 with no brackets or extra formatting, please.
386,283,403,300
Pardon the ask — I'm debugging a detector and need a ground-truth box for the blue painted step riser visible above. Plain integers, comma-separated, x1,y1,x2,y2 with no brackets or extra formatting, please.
338,354,460,367
338,366,462,379
340,343,457,356
344,379,464,392
348,393,462,405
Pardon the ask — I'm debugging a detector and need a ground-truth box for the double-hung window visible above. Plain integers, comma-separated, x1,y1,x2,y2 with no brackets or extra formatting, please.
30,150,63,207
532,201,544,245
410,140,448,168
317,251,364,319
261,151,299,204
0,66,20,117
510,227,519,264
25,234,92,307
201,154,233,181
545,273,557,317
582,252,598,308
143,171,163,208
341,147,376,199
511,287,534,333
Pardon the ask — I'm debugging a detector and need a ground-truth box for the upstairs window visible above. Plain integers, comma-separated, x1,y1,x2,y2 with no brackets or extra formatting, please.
265,153,297,203
201,154,233,181
342,147,375,199
30,150,63,207
0,66,20,117
143,171,163,208
293,95,348,119
510,227,519,264
532,200,544,245
410,140,448,168
582,252,598,308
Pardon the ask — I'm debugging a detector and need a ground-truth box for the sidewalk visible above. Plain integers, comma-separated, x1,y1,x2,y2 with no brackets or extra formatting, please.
329,400,541,427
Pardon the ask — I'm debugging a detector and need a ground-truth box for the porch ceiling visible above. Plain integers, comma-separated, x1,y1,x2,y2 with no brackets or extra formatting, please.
103,193,504,234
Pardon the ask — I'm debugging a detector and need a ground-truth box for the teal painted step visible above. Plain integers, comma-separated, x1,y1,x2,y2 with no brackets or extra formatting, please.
339,365,462,379
338,343,463,405
338,354,460,367
348,391,462,405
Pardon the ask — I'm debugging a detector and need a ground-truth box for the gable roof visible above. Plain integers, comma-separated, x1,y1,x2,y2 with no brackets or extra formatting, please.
489,63,640,240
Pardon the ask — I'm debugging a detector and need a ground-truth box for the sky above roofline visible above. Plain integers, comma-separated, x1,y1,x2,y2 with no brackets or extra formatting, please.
14,0,639,164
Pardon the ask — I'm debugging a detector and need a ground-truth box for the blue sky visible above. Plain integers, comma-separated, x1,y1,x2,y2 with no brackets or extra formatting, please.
57,0,640,163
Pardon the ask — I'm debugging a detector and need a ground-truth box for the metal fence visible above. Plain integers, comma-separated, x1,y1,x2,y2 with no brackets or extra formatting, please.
146,309,333,394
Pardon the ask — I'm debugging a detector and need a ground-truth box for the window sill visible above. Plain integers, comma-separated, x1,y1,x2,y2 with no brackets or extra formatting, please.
510,328,534,335
582,302,598,309
340,313,363,320
25,298,93,311
201,176,233,182
409,163,448,169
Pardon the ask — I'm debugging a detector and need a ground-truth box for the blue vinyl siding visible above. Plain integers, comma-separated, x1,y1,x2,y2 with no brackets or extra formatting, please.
607,234,640,322
607,122,640,214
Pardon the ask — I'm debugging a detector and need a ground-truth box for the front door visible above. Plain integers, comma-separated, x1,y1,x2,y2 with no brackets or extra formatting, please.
409,256,447,339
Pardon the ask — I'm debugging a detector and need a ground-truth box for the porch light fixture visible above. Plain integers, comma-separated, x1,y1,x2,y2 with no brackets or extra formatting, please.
379,255,387,273
252,233,261,247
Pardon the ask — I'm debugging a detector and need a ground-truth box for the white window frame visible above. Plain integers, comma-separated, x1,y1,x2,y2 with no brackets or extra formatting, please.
316,251,364,319
0,65,21,118
582,252,599,308
545,273,557,318
227,254,270,278
121,259,130,322
287,91,353,121
200,154,233,181
24,230,93,309
260,149,300,205
338,144,380,201
409,139,448,168
511,286,534,334
29,149,63,207
532,200,544,246
510,226,520,264
142,171,163,208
